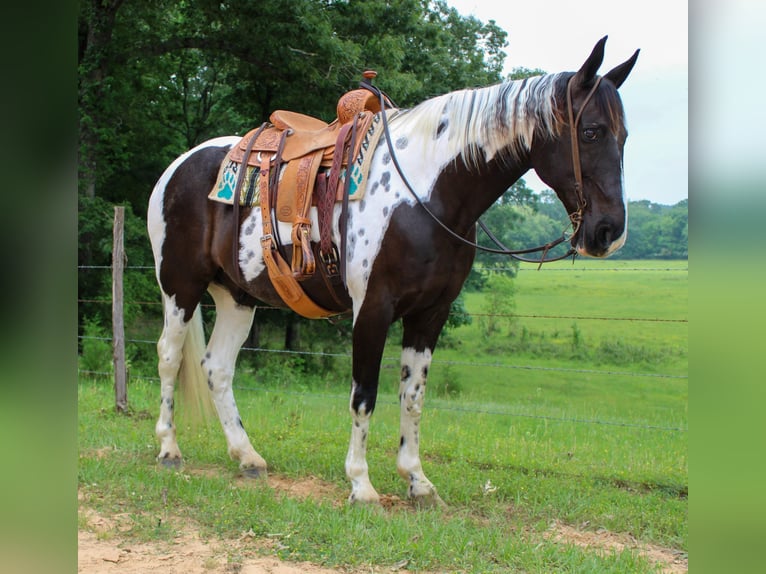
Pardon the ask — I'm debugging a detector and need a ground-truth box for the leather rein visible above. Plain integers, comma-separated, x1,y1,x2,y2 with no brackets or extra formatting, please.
372,74,603,267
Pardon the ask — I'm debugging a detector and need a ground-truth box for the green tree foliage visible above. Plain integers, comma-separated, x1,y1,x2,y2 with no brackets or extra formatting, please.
78,0,509,204
615,199,688,259
329,0,507,103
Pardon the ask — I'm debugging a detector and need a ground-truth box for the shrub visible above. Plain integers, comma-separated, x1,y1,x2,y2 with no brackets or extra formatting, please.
79,318,113,374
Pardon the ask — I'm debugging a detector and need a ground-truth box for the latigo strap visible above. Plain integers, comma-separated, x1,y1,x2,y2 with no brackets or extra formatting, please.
258,154,338,318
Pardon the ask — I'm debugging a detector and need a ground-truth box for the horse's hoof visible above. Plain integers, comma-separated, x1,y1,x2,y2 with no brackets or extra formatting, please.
158,455,182,469
240,465,268,479
347,492,381,506
410,491,446,509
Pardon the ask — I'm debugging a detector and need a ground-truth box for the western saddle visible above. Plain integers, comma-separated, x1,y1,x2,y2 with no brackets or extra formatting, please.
227,71,393,318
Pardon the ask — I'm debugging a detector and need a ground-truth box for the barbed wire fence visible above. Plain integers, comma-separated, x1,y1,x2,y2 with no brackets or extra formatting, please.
78,208,688,433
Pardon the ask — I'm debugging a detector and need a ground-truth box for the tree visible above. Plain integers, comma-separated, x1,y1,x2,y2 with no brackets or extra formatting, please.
613,199,688,259
328,0,507,104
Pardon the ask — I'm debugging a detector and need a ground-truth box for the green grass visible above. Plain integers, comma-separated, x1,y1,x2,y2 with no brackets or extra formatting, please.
79,259,687,572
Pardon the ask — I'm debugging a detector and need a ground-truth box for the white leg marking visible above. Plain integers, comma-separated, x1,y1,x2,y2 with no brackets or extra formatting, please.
397,347,443,505
204,284,266,474
345,382,380,504
155,294,188,464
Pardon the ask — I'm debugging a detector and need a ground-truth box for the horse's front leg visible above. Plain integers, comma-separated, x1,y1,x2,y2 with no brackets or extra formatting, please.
345,307,392,504
396,311,450,507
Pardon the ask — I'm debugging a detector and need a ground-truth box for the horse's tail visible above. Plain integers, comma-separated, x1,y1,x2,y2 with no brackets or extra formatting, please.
178,305,216,426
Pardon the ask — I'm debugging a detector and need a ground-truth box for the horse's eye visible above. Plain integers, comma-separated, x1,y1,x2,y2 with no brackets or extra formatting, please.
582,127,600,142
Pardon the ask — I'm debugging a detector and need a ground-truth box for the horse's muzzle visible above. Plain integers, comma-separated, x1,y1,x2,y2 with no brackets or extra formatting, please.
575,218,626,258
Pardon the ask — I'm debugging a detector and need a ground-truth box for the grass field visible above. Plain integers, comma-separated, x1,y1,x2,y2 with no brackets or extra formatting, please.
78,260,687,572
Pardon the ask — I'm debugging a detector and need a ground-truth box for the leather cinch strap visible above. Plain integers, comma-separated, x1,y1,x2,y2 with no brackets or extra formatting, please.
258,154,337,319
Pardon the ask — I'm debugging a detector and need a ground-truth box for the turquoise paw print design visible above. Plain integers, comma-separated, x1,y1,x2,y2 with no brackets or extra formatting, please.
216,161,238,201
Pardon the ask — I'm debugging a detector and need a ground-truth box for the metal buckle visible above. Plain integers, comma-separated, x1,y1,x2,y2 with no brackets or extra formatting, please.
319,246,340,277
255,152,278,163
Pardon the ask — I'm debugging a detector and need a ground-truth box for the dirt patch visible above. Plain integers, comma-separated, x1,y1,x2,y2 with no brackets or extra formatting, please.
78,504,348,574
265,474,344,506
78,474,365,573
185,468,348,507
546,520,688,573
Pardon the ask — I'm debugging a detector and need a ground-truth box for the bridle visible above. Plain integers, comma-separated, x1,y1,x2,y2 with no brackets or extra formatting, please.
565,74,603,246
369,74,603,266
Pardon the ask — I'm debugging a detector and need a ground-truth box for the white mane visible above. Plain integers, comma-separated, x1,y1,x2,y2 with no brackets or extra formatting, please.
391,73,566,169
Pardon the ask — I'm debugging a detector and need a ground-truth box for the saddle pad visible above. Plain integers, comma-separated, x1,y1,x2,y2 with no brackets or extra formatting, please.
347,110,393,200
209,155,262,207
207,110,395,207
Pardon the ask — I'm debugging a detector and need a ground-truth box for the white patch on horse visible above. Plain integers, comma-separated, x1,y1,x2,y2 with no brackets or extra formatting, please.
345,382,379,504
394,74,563,168
607,172,629,255
239,209,266,281
397,347,440,501
602,223,627,257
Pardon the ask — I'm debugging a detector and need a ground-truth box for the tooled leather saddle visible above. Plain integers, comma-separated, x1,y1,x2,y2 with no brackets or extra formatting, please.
227,71,393,318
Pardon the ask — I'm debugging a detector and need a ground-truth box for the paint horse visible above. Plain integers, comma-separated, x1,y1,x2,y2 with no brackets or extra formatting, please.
148,37,639,506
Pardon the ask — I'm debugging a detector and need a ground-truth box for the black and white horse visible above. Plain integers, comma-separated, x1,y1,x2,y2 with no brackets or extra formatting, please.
147,37,638,505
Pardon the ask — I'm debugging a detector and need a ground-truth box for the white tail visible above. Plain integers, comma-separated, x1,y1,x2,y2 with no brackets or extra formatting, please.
177,306,216,425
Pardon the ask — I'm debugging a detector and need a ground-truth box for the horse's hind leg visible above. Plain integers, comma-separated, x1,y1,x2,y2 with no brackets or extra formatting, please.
155,294,192,467
204,283,267,477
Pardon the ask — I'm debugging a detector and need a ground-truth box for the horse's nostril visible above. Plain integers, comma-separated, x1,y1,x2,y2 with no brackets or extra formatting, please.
596,223,613,249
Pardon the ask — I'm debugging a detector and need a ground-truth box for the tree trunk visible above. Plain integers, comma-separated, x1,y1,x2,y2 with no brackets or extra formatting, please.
284,316,300,350
247,321,260,349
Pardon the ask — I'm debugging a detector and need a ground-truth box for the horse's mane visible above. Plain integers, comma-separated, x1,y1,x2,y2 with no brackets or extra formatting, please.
392,72,625,169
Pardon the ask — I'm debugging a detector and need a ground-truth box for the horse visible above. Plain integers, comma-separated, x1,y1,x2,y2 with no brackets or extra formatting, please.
147,36,639,506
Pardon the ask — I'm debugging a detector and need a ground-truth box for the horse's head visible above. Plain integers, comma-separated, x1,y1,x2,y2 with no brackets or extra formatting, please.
530,37,639,258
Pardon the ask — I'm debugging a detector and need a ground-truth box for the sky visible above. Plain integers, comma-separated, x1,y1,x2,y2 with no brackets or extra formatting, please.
447,1,688,205
694,0,765,187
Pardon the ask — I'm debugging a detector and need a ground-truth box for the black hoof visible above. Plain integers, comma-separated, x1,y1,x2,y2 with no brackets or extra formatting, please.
410,492,447,509
240,466,268,479
158,455,182,469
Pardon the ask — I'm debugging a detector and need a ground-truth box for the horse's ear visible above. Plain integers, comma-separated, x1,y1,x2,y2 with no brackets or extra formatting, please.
603,49,640,89
573,36,608,88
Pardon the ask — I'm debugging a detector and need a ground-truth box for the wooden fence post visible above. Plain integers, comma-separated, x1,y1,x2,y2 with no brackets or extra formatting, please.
112,206,128,413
